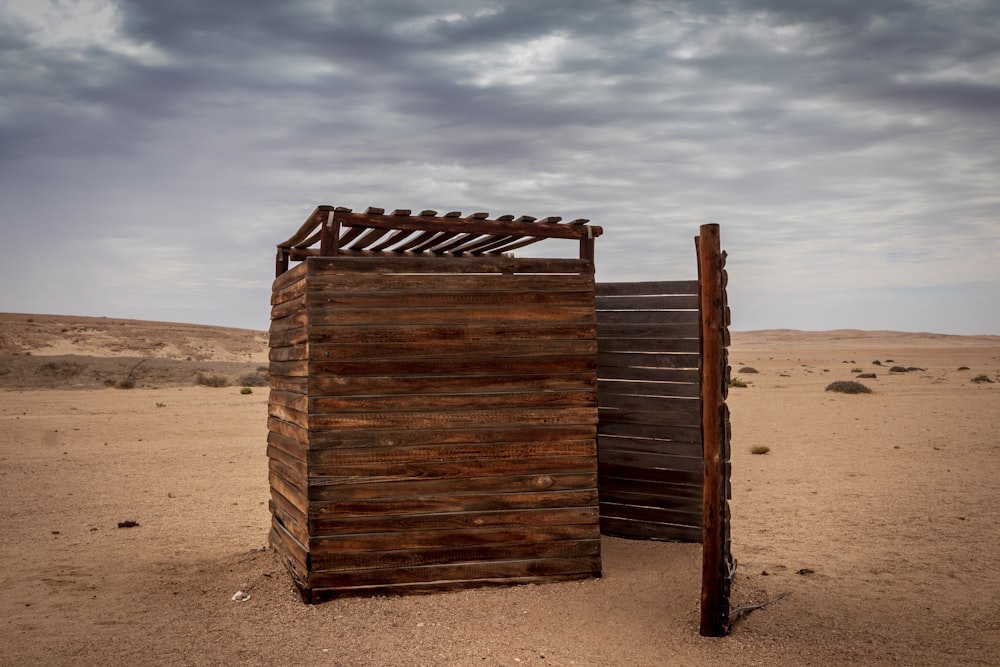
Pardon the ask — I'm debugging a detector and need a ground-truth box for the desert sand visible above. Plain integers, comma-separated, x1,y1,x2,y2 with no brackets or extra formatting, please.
1,313,998,665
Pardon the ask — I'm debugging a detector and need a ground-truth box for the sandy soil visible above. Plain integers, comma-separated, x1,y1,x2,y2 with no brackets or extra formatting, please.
1,313,999,665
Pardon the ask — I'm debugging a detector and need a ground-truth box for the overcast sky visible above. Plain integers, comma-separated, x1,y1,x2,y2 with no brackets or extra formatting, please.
2,0,998,334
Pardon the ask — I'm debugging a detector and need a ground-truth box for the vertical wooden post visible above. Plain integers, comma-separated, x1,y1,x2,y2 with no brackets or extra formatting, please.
580,226,595,262
319,211,340,257
275,249,289,277
698,223,728,636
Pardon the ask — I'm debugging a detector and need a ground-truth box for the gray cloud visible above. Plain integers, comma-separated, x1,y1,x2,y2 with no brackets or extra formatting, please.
1,0,998,333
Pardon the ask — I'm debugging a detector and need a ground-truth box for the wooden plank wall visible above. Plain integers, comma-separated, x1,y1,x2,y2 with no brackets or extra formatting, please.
267,261,312,588
595,280,703,542
267,255,602,601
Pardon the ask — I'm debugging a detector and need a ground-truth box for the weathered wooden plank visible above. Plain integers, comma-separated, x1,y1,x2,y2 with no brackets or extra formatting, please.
309,407,597,431
269,495,309,546
304,272,595,293
267,429,308,462
597,322,701,338
597,351,700,370
596,309,699,325
310,523,597,554
266,415,309,445
597,489,700,513
269,523,309,586
309,391,595,415
310,538,599,572
268,325,308,348
599,516,701,543
599,462,702,487
308,288,596,309
598,448,703,473
309,372,596,397
595,295,699,310
313,340,598,362
308,440,596,468
309,489,599,520
308,472,597,502
272,261,307,291
269,345,308,362
597,475,702,501
305,255,593,275
597,337,701,353
307,555,601,590
596,281,700,297
598,396,701,423
268,402,309,429
308,455,596,484
267,360,309,377
307,571,597,601
270,389,309,413
267,443,308,481
598,378,700,399
597,423,702,444
270,281,306,309
596,434,701,458
312,507,599,536
267,374,307,394
269,470,308,515
308,424,596,450
311,354,595,377
308,322,596,345
270,294,305,320
599,502,702,528
305,305,596,326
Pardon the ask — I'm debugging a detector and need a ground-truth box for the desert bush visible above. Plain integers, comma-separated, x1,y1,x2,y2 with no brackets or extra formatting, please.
738,366,759,374
889,366,909,373
971,374,994,384
238,373,269,387
872,360,882,366
857,373,877,379
729,377,748,388
825,380,872,394
750,445,770,455
116,359,145,389
240,387,253,395
957,366,970,371
196,373,229,387
851,367,863,373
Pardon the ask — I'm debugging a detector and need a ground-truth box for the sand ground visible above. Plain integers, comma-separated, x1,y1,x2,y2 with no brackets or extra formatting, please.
1,314,999,665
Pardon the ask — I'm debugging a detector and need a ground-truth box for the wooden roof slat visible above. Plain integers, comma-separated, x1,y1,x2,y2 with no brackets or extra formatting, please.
369,229,421,252
406,231,464,253
343,226,393,250
388,230,445,252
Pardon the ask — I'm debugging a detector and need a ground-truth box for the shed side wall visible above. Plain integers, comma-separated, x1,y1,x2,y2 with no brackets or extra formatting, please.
300,255,601,600
595,280,704,542
267,261,311,588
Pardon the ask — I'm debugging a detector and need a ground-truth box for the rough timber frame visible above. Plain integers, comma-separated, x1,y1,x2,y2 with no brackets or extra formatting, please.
275,206,600,277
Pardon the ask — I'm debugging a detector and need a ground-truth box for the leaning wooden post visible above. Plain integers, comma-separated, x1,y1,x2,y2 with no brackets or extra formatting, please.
698,223,728,636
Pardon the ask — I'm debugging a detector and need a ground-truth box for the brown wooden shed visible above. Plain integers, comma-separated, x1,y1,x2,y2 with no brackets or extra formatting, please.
267,206,733,634
267,206,604,602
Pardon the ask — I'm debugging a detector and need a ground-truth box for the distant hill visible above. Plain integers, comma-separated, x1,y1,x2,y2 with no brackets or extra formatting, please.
0,313,268,389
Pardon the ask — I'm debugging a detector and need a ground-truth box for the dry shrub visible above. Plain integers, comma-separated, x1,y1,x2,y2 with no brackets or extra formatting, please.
971,374,994,384
196,373,229,387
825,380,872,394
738,366,759,374
750,445,770,455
